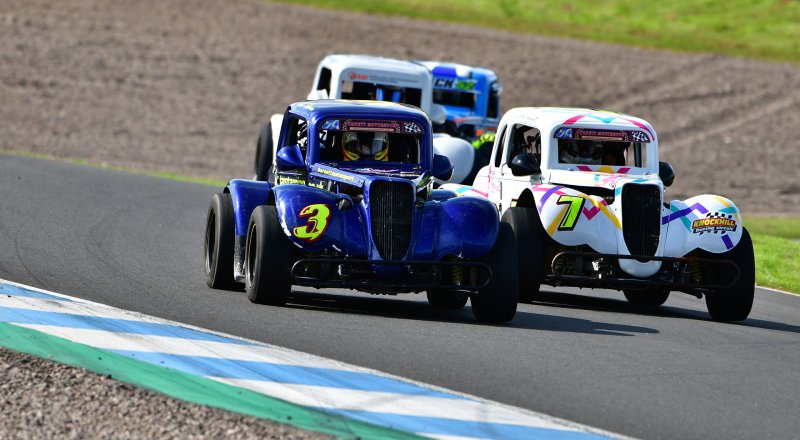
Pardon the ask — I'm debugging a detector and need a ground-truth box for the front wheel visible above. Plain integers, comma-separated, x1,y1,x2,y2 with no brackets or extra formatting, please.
623,288,670,307
705,228,755,322
501,207,544,302
244,205,293,305
471,223,518,323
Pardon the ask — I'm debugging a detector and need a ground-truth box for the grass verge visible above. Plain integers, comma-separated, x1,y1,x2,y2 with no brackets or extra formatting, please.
747,216,800,294
274,0,800,64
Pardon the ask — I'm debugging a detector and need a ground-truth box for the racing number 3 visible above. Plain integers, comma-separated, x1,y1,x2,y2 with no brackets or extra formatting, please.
292,204,331,242
556,195,585,231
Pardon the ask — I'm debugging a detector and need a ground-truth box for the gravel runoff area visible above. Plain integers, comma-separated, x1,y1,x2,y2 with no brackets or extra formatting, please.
0,347,331,439
0,0,798,437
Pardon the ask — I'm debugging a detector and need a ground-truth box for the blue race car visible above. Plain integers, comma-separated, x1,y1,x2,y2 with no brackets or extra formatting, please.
205,100,518,322
416,61,502,141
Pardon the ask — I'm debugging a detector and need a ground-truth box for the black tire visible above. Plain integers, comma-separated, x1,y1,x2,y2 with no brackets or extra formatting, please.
623,288,670,307
426,290,468,309
204,193,237,289
501,207,544,302
471,223,519,323
254,122,273,182
244,205,293,305
705,228,755,322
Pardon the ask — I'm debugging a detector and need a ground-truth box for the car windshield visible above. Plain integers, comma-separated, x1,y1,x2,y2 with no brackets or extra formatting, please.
554,128,649,167
433,89,477,110
317,118,421,164
340,81,422,107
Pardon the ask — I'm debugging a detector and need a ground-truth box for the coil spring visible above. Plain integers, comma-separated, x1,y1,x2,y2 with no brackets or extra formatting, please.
449,265,464,285
552,246,571,275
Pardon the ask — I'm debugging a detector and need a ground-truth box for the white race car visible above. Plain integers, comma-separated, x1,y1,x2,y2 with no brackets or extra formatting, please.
442,107,755,321
254,54,474,184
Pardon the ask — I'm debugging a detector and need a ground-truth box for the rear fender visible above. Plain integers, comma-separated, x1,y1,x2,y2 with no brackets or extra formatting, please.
662,194,743,255
227,179,273,237
272,184,367,256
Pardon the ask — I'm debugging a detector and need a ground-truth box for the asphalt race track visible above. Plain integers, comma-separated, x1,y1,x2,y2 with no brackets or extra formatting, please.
2,153,799,440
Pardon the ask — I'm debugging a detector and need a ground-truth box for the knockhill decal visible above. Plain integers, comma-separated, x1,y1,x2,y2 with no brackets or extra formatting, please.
691,212,737,235
292,204,331,242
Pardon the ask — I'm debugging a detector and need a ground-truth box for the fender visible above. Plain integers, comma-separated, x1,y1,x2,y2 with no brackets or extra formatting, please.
272,184,368,256
424,196,499,260
227,179,273,237
662,194,743,256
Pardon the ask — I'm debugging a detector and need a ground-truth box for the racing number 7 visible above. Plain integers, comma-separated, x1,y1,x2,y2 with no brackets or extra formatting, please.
556,195,585,231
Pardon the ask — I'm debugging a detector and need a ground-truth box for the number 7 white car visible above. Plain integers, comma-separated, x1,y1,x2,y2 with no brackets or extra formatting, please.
442,107,754,322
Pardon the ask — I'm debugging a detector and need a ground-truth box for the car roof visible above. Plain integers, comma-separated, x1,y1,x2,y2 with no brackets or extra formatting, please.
288,100,430,124
416,61,498,82
503,107,657,141
320,54,431,77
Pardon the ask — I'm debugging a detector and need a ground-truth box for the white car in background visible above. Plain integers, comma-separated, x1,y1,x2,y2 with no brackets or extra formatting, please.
254,54,474,184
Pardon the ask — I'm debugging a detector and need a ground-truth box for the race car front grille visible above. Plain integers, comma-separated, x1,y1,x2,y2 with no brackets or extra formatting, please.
621,184,661,259
369,180,414,260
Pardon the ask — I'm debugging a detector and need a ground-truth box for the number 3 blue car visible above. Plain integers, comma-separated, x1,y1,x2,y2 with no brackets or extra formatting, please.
204,100,518,323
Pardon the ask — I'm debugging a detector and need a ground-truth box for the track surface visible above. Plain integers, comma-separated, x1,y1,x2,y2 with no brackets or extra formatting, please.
2,154,799,439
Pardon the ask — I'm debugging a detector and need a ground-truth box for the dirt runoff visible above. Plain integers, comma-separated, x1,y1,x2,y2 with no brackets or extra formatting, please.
1,0,799,214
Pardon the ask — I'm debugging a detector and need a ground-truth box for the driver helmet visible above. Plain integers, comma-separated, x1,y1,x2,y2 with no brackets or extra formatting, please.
342,131,390,161
558,139,603,165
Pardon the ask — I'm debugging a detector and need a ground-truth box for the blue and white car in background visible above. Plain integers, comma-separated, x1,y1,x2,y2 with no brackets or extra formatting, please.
416,61,502,141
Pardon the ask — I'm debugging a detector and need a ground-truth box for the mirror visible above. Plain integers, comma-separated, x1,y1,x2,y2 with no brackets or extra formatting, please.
429,103,447,126
432,154,454,182
509,153,541,176
276,145,305,170
659,161,675,187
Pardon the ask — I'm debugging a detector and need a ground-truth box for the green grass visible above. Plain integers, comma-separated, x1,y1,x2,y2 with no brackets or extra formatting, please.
747,216,800,294
275,0,800,63
0,148,227,188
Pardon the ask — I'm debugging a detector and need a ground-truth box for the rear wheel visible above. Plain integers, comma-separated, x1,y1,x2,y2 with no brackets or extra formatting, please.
204,193,238,290
244,205,293,305
471,223,518,323
501,207,544,302
705,228,755,322
426,290,468,309
623,288,670,307
254,122,273,182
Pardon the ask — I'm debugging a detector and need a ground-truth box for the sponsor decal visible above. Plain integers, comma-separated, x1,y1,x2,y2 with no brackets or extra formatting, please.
433,77,477,91
564,128,650,143
277,176,306,185
316,167,356,182
574,129,628,142
292,204,332,242
335,119,421,134
691,212,737,235
554,127,573,139
347,71,368,81
321,119,341,130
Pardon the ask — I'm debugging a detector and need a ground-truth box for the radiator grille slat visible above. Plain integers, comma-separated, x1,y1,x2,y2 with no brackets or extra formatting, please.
369,181,413,260
622,184,661,259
